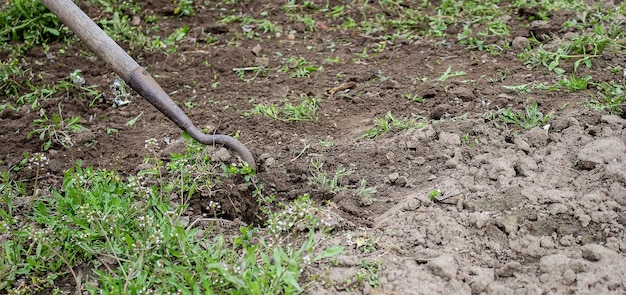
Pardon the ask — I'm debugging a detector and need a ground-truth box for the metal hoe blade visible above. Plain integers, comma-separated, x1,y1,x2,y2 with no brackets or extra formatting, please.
40,0,256,170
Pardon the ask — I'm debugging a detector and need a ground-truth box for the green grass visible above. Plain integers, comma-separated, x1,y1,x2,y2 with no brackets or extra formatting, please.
360,111,429,139
0,136,342,294
495,102,553,130
587,81,626,115
3,0,626,292
247,94,321,122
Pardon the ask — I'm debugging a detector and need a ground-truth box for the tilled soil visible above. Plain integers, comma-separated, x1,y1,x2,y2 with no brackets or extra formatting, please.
1,1,625,294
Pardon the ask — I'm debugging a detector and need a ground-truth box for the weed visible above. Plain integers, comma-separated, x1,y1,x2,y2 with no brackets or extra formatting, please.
1,135,342,293
404,93,425,103
99,12,147,49
173,0,195,17
308,158,354,194
428,189,441,200
248,94,321,122
343,260,382,290
27,103,85,150
234,66,266,83
281,57,321,78
587,81,625,115
0,0,64,49
497,102,552,130
360,111,428,139
0,58,24,97
558,74,591,91
437,65,467,82
307,157,377,200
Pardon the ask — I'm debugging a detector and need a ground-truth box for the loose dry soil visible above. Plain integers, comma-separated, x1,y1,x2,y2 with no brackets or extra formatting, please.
1,1,626,294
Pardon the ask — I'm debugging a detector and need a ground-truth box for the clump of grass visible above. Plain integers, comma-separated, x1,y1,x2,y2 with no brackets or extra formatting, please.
307,157,377,202
27,103,85,151
248,94,321,122
281,57,321,78
0,135,342,294
496,102,552,130
0,0,64,50
360,111,428,139
587,81,625,115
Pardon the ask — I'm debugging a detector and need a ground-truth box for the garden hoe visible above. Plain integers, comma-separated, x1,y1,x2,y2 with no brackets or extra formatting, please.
40,0,256,170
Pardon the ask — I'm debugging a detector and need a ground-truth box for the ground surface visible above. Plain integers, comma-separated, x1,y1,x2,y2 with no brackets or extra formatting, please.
1,0,626,294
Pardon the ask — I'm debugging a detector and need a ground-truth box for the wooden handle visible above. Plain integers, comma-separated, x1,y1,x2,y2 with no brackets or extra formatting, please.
40,0,140,79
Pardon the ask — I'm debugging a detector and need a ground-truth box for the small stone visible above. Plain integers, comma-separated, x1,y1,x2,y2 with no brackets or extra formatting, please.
581,243,621,262
264,157,276,167
396,176,408,187
388,172,400,183
578,214,591,227
567,259,590,273
562,269,576,285
577,137,626,170
428,254,457,280
251,44,262,56
131,15,141,26
514,137,531,152
438,132,461,146
539,253,569,274
255,57,270,67
496,262,521,278
213,148,232,162
512,36,529,49
405,198,420,211
496,214,518,234
522,127,548,147
540,237,557,249
549,203,568,215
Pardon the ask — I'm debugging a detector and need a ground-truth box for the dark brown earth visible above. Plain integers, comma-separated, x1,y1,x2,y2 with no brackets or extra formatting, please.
1,1,625,294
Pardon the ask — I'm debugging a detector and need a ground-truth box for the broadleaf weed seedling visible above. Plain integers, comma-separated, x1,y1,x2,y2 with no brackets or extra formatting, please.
248,94,321,122
437,65,467,82
360,111,428,139
497,102,553,130
27,103,85,151
587,81,625,115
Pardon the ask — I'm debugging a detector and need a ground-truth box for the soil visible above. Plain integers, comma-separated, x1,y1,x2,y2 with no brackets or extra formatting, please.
1,1,625,294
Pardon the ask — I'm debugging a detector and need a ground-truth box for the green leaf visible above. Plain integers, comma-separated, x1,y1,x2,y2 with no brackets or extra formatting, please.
125,112,143,127
313,246,343,262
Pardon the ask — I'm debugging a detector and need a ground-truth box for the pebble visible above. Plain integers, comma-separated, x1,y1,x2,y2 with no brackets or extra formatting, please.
512,36,529,49
496,262,521,278
549,203,568,215
581,243,621,262
487,158,515,181
496,215,518,234
213,148,232,162
561,269,576,285
428,254,458,280
577,137,626,170
438,132,461,146
522,127,549,147
539,253,569,273
388,172,400,183
609,183,626,205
